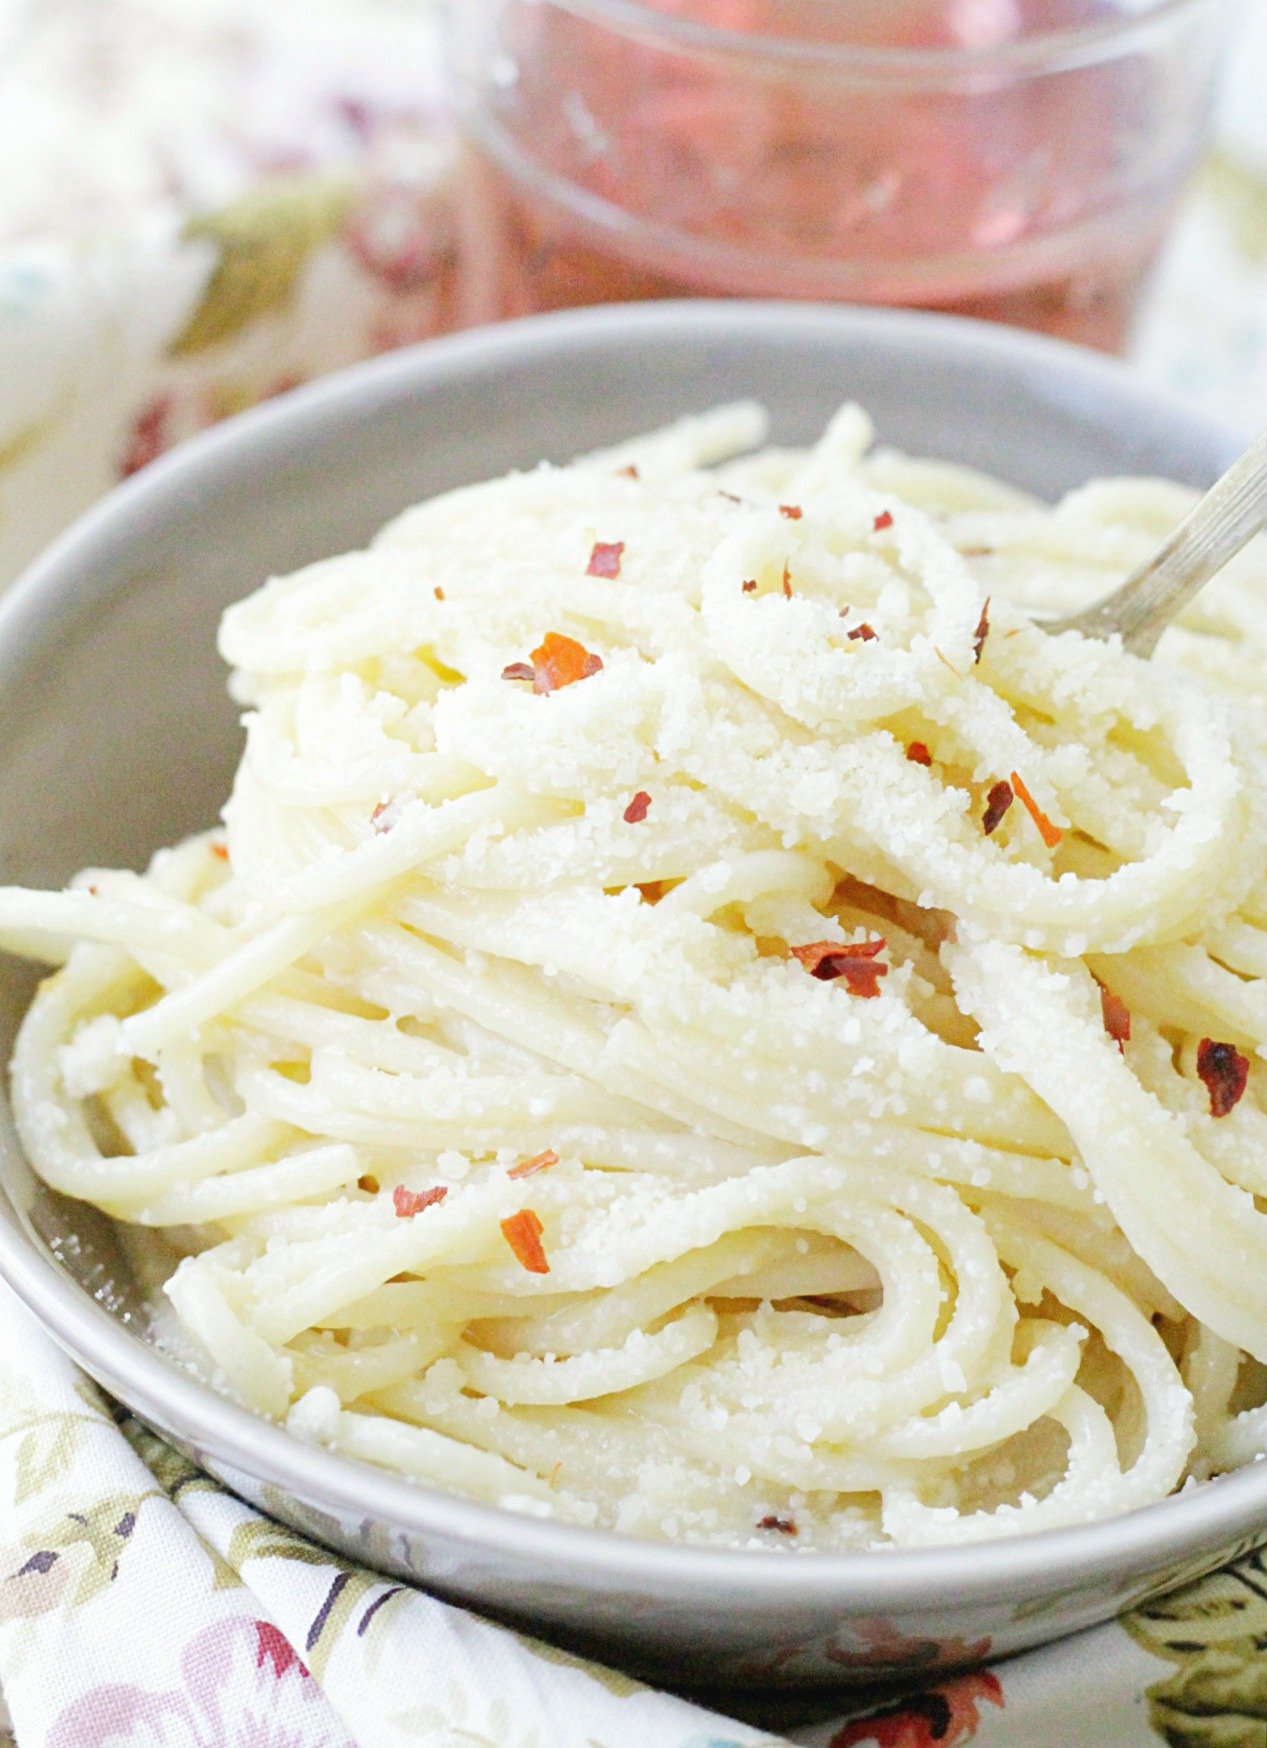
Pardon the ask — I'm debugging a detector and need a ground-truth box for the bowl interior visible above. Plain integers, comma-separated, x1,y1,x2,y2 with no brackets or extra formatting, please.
0,302,1255,1686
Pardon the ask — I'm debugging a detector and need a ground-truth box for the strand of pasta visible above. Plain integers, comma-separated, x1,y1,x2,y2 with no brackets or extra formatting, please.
5,402,1267,1548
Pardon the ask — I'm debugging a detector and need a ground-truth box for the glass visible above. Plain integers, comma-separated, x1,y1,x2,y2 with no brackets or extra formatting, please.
444,0,1237,351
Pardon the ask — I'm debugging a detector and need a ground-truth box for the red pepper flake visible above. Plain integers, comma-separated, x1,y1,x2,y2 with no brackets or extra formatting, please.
509,1149,558,1181
1197,1038,1249,1118
906,741,933,767
757,1514,798,1535
533,632,603,692
358,1173,380,1195
393,1184,449,1218
1099,987,1131,1053
791,938,888,998
973,598,991,665
847,623,878,642
779,504,803,520
210,843,229,861
617,464,639,479
624,791,652,824
873,510,894,532
741,578,758,593
586,540,625,579
87,884,100,897
504,633,605,693
501,1208,550,1273
782,561,793,599
982,781,1014,836
370,800,401,834
433,586,445,601
1010,770,1063,849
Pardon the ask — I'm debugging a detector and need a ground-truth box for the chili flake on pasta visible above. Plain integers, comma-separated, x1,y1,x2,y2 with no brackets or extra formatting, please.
4,400,1267,1552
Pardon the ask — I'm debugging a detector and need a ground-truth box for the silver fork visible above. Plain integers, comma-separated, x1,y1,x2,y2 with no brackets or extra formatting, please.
1043,427,1267,656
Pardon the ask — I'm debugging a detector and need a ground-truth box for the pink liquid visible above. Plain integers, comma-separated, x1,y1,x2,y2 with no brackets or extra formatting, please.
449,0,1219,350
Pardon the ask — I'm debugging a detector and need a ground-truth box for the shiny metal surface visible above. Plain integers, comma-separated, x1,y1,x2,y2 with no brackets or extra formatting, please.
1047,423,1267,652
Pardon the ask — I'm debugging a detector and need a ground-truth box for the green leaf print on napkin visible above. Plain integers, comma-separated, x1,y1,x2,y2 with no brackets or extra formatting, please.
1202,151,1267,266
170,173,354,356
0,418,53,476
225,1517,382,1680
7,1490,159,1611
13,1417,79,1507
1125,1552,1267,1746
226,1514,351,1576
2,1386,113,1509
118,1414,224,1506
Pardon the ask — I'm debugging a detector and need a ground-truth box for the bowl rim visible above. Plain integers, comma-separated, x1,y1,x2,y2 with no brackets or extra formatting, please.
489,0,1226,80
1,297,1264,1607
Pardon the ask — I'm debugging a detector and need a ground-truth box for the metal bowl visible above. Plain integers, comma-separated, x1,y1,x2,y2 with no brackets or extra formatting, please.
0,302,1258,1694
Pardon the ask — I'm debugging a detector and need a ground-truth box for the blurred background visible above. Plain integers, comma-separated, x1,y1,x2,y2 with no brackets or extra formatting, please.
0,0,1263,591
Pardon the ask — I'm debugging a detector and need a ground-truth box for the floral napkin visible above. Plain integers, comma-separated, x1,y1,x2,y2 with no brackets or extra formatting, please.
0,0,460,590
0,1283,778,1748
5,1275,1267,1748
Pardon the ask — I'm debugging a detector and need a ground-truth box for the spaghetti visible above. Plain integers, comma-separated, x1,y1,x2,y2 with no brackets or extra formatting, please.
5,402,1267,1550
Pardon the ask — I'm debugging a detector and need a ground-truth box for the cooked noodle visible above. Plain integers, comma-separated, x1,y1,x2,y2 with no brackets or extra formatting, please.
5,402,1267,1549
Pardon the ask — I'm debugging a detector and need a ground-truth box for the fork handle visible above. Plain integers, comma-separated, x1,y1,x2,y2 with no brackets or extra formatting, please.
1048,426,1267,656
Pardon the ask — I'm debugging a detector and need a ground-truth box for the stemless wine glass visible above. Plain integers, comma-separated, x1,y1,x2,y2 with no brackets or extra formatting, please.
444,0,1238,351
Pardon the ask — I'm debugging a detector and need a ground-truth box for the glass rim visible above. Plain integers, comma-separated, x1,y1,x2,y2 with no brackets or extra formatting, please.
538,0,1231,75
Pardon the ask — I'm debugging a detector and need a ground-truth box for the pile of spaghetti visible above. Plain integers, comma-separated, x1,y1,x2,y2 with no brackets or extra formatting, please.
6,403,1267,1551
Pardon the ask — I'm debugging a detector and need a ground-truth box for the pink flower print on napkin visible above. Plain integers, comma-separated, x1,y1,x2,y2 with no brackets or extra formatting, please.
119,394,175,478
48,1616,353,1748
831,1668,1005,1748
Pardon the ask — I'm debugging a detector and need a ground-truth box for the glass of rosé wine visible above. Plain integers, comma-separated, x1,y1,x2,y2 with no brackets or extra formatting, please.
443,0,1238,352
